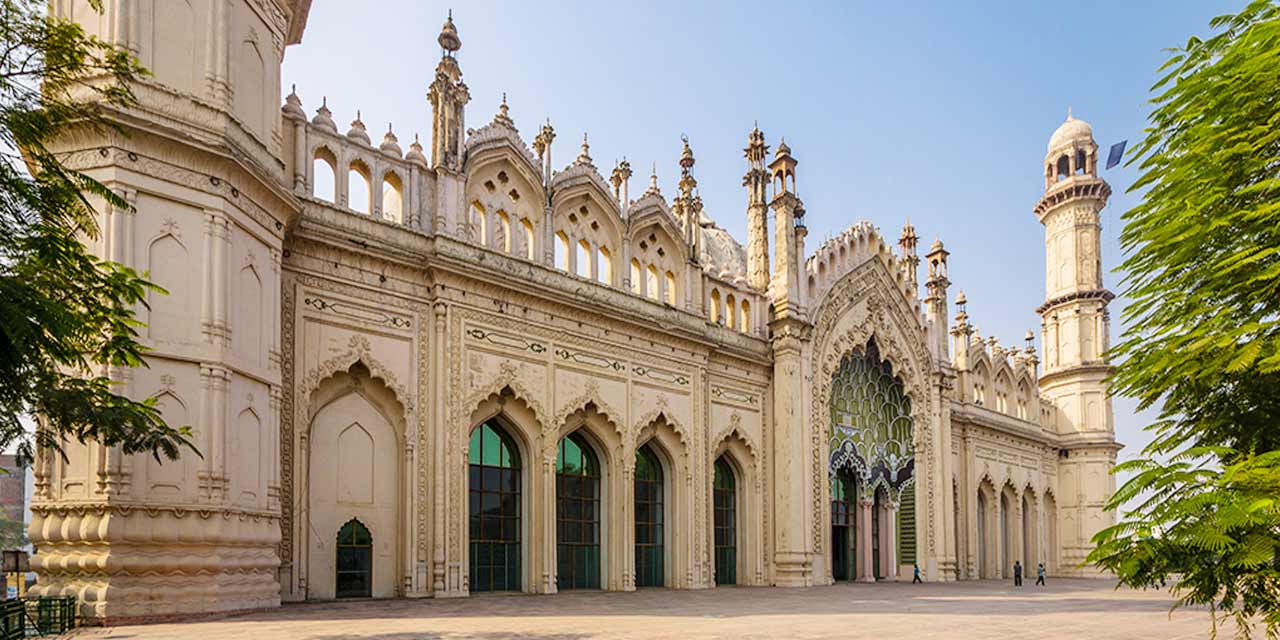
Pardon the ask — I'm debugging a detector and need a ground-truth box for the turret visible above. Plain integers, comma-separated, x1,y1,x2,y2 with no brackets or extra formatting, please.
899,219,920,292
924,238,950,360
744,124,771,291
768,139,804,319
428,11,469,171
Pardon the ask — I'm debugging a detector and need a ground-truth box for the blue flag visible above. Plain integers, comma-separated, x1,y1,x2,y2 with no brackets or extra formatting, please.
1106,140,1127,169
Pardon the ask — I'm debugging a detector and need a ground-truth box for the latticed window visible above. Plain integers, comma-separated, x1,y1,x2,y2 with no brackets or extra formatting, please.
713,457,737,585
634,445,664,587
469,421,521,592
828,339,915,574
335,519,372,598
557,433,601,590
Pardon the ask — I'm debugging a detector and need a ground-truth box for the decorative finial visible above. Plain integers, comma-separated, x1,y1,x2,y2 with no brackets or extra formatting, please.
494,92,513,128
576,132,592,165
438,10,462,54
1067,106,1073,120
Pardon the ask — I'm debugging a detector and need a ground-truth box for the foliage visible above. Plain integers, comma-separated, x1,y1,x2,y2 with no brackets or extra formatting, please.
0,0,193,465
1088,1,1280,637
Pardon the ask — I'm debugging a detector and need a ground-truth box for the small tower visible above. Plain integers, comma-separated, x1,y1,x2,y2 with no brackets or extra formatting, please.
428,11,470,171
532,119,555,186
924,238,950,360
899,219,920,291
744,124,771,291
1035,109,1118,576
675,135,702,256
610,158,632,210
768,139,803,318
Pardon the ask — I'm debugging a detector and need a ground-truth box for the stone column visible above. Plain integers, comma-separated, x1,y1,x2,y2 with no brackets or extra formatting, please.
857,498,875,583
883,501,898,580
431,302,447,594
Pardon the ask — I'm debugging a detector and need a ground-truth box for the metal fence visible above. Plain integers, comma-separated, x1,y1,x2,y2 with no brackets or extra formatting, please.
0,596,76,638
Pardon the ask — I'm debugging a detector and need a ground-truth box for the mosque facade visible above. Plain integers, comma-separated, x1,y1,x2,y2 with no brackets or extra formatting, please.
29,1,1119,621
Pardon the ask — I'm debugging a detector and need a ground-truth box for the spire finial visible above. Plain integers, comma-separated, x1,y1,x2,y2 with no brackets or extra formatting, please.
1067,105,1073,120
576,132,592,165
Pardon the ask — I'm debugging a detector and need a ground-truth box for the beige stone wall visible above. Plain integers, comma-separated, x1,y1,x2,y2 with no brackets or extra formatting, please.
30,2,1120,620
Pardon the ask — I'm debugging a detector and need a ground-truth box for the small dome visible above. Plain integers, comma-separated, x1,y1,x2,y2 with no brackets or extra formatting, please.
311,98,336,132
347,111,370,145
700,222,748,281
406,133,428,166
379,125,402,157
1048,110,1093,152
438,12,461,53
282,85,305,118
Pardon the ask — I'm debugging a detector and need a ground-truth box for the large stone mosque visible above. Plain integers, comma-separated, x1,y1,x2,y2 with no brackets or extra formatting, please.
29,1,1120,621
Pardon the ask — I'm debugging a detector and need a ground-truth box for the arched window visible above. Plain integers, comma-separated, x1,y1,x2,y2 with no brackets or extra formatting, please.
740,300,751,333
630,259,642,295
557,432,601,590
977,489,988,577
495,211,512,253
664,271,677,306
646,265,659,301
521,218,536,260
830,466,857,582
348,162,371,214
576,240,592,279
710,290,722,324
713,457,737,585
634,444,664,587
313,148,336,202
555,232,570,271
469,203,486,245
1056,155,1070,180
726,295,737,329
335,519,372,598
381,172,403,222
597,246,612,285
469,421,521,592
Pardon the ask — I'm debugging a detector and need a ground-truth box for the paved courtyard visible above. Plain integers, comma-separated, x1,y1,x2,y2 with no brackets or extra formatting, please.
76,579,1225,640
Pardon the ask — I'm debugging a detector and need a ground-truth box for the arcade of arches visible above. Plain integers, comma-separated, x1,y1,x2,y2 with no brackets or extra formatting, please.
29,4,1120,620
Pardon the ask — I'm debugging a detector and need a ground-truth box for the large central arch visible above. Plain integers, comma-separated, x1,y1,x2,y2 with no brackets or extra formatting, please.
827,339,915,581
807,254,941,582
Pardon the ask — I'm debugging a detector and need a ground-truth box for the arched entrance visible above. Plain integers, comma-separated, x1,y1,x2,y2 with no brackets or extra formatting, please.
828,339,915,582
335,519,372,598
830,466,858,581
469,421,521,592
557,432,601,590
634,444,664,588
712,457,737,585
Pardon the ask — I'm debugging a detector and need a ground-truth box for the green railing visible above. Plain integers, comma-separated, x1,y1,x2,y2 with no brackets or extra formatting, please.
0,596,77,638
0,599,22,640
25,596,76,636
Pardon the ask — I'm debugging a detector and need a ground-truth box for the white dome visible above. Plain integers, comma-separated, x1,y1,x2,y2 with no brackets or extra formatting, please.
700,222,747,281
1047,113,1093,152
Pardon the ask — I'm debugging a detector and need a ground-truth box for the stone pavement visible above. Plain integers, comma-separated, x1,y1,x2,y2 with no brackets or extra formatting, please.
74,579,1227,640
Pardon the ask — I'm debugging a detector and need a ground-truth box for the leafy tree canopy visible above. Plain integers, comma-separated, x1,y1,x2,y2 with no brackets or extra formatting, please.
1088,1,1280,637
0,0,193,465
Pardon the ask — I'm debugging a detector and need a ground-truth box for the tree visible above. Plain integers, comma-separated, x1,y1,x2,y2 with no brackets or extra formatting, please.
0,0,192,466
1087,2,1280,638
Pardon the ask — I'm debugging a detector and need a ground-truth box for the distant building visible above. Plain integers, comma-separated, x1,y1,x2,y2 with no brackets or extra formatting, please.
0,455,24,533
29,3,1119,624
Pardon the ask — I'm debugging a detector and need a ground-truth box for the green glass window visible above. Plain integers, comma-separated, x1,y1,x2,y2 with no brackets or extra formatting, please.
335,519,372,598
469,421,521,592
713,457,737,586
557,432,601,590
634,444,664,587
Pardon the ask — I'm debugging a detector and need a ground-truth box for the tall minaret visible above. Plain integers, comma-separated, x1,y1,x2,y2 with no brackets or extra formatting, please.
1034,110,1119,576
744,125,771,291
428,12,470,234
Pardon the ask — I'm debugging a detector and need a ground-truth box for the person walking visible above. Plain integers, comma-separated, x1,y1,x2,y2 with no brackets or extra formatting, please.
1035,562,1046,586
1013,560,1023,587
912,564,922,584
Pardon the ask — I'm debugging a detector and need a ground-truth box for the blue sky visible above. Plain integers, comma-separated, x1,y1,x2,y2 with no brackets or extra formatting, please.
282,1,1242,468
